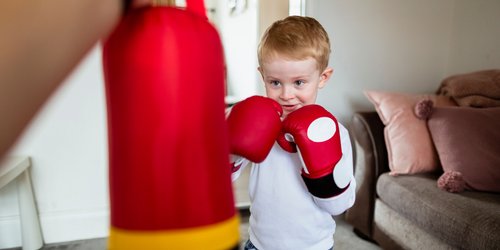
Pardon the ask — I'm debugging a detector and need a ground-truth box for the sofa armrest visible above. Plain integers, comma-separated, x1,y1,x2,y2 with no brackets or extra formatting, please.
345,111,389,238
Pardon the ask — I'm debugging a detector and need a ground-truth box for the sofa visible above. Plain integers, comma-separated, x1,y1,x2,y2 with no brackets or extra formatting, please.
344,110,500,250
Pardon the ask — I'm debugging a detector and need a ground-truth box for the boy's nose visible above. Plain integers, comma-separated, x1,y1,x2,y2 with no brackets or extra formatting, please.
280,85,294,100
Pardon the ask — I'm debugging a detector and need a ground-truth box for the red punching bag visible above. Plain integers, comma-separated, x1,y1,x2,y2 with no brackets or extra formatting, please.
102,1,239,249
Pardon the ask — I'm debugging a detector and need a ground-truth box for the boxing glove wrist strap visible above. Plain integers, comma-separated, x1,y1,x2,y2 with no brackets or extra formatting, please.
302,174,349,198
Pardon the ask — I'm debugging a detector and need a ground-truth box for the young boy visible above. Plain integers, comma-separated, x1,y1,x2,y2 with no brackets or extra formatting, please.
227,16,355,250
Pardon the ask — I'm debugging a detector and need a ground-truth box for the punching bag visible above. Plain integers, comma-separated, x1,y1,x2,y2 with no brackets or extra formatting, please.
102,1,239,249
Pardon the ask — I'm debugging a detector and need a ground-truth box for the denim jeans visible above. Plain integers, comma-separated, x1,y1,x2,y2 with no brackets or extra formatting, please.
244,240,333,250
243,240,258,250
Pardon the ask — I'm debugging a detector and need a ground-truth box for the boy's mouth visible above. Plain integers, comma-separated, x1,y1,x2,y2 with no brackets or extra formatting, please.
282,104,299,113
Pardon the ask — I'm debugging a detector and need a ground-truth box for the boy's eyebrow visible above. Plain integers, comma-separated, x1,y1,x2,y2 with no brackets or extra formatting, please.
263,75,279,80
292,75,309,79
289,75,311,81
264,75,310,81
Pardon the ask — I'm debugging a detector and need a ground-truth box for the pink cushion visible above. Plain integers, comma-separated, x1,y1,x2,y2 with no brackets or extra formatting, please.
364,91,456,175
428,107,500,193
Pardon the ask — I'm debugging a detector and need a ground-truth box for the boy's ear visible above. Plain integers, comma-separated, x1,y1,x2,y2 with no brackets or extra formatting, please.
318,67,333,89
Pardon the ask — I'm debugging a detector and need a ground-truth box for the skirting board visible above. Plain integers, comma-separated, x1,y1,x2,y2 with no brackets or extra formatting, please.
0,215,23,249
0,208,109,249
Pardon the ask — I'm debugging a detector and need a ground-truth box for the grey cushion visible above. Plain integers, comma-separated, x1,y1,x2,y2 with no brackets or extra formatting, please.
377,173,500,250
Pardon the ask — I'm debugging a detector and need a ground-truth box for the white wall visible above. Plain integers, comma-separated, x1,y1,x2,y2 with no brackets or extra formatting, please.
446,0,500,74
1,0,500,248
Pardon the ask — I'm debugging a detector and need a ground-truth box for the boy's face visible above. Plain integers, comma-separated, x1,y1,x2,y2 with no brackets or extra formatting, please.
259,56,333,118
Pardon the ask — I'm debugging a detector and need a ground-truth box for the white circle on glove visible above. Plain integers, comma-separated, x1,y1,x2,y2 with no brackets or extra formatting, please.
307,117,337,142
333,155,352,188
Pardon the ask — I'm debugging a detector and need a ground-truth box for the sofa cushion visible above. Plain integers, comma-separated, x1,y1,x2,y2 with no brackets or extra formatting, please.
376,173,500,249
364,90,455,175
428,106,500,193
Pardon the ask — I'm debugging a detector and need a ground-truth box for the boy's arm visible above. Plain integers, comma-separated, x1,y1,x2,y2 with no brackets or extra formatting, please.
311,125,356,215
280,105,355,214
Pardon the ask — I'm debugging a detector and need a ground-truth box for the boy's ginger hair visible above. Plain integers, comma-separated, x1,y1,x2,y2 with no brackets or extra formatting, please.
258,16,331,71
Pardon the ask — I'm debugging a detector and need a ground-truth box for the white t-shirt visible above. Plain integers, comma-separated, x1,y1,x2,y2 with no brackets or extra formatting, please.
232,123,356,250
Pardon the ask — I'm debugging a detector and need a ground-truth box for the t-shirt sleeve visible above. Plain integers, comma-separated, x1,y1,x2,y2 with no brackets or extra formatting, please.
313,176,356,215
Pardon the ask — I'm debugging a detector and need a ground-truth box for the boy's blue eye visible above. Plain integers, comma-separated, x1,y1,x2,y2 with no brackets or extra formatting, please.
294,80,305,86
270,80,281,87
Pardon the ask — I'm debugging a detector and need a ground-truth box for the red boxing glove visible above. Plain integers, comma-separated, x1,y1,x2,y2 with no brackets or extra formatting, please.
227,96,283,163
282,105,351,198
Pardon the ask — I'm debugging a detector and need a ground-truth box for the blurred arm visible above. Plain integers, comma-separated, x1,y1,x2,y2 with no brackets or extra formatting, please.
0,0,122,159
